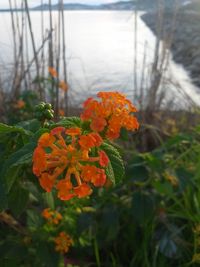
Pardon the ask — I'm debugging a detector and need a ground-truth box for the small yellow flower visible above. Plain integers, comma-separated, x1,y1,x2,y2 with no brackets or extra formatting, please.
192,253,200,263
193,224,200,234
23,236,32,245
164,171,179,187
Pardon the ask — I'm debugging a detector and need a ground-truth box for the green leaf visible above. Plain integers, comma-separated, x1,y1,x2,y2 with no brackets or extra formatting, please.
0,123,31,136
126,164,149,182
101,142,125,184
153,180,173,195
120,127,129,141
77,213,94,234
17,119,40,133
27,209,42,229
164,134,192,149
157,225,182,259
0,142,36,193
176,167,195,191
132,191,155,224
100,206,119,241
4,166,21,193
8,186,29,217
0,182,7,211
53,117,81,128
36,242,59,267
43,192,55,210
143,152,164,172
105,161,115,185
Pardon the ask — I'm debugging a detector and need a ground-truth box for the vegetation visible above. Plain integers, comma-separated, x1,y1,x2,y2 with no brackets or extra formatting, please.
0,1,200,266
0,87,200,266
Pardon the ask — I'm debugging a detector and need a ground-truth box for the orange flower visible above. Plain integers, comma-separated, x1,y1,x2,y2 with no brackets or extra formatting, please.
39,173,54,192
59,109,65,116
99,150,109,167
90,117,107,132
32,126,109,200
42,208,62,225
81,165,97,182
89,132,103,147
38,133,55,147
56,179,75,201
32,147,47,176
48,67,58,78
42,208,52,219
81,165,106,187
79,132,102,150
59,80,68,92
74,183,93,198
91,168,106,187
81,91,139,140
14,100,25,109
54,232,73,254
51,127,65,135
66,127,81,136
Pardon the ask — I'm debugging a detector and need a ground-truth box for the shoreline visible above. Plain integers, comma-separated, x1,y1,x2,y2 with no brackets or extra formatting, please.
141,10,200,88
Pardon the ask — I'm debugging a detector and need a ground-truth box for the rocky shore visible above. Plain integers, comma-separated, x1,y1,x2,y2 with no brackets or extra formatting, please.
141,9,200,87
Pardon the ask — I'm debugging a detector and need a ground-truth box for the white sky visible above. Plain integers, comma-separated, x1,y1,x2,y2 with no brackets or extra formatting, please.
0,0,129,9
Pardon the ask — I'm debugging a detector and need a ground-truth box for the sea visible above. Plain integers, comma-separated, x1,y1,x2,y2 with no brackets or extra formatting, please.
0,10,199,106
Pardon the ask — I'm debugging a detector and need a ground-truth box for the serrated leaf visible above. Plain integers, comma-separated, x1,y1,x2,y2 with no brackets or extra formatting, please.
53,117,81,128
101,142,125,184
105,161,115,185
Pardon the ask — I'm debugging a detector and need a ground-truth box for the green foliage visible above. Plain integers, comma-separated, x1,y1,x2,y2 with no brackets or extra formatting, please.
101,142,125,184
1,108,200,266
53,116,82,128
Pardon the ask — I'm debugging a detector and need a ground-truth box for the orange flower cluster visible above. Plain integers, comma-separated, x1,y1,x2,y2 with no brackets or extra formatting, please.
33,127,109,200
48,67,58,78
48,67,68,92
54,231,73,254
42,208,62,225
81,92,139,140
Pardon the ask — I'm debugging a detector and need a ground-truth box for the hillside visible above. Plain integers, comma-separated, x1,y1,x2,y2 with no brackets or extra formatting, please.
32,1,135,11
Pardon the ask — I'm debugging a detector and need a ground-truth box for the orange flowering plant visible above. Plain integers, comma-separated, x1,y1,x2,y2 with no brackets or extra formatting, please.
32,92,139,201
0,91,139,210
0,91,138,265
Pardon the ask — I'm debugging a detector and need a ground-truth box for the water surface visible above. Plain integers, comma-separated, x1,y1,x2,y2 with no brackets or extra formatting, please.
0,11,199,106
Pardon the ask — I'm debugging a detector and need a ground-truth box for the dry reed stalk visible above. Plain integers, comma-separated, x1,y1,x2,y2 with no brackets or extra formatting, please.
18,30,53,90
48,0,56,105
60,0,69,115
41,0,45,84
24,0,43,98
133,1,138,100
